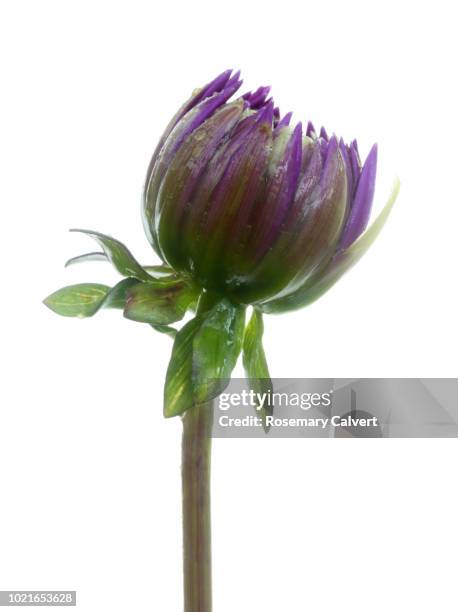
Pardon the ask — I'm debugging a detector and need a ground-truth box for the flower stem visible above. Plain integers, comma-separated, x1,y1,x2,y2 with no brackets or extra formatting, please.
182,401,213,612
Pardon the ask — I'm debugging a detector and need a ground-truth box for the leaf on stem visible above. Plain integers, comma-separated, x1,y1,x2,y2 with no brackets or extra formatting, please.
242,309,273,431
44,278,140,318
124,278,198,325
43,283,110,317
164,298,245,417
70,229,152,281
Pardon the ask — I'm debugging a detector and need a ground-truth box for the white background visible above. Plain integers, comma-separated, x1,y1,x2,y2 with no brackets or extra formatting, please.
1,1,457,611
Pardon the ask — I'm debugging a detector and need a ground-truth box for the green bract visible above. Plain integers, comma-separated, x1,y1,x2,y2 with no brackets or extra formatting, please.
44,229,272,416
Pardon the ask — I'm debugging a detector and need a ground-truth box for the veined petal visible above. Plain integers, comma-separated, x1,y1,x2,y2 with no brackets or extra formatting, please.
181,106,272,262
349,140,362,187
248,122,303,263
240,139,322,282
338,138,355,200
187,104,274,288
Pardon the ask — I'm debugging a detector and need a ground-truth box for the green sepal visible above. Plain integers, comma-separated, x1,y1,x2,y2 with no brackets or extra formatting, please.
43,278,140,318
64,252,174,282
70,229,152,281
65,252,108,267
164,317,202,417
242,309,273,432
164,298,245,417
260,179,400,313
192,299,245,405
124,278,198,325
43,283,110,317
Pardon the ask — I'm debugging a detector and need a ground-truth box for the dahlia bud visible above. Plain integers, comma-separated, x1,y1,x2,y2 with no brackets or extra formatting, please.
143,70,398,309
44,69,398,418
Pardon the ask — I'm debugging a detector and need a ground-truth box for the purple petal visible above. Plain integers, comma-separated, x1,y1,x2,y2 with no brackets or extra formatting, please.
163,79,242,162
339,138,354,201
275,112,293,133
183,105,273,248
258,99,275,125
281,137,347,280
319,138,329,162
143,73,243,251
250,122,303,259
144,70,241,205
156,101,245,230
243,86,271,109
349,141,361,187
189,69,233,109
292,140,323,206
338,143,378,250
320,126,329,141
306,121,316,137
190,106,274,280
238,138,347,303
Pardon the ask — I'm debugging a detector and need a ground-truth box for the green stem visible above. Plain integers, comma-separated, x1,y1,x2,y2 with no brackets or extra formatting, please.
182,401,213,612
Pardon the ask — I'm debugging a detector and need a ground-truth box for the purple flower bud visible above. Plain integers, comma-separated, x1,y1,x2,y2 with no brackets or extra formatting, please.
143,70,385,305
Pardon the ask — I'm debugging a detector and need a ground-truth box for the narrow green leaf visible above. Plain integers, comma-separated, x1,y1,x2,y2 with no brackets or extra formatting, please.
64,254,174,284
261,178,400,313
243,309,273,431
143,264,175,277
70,229,152,281
192,300,245,404
124,278,197,325
164,317,202,417
43,283,110,317
65,252,108,267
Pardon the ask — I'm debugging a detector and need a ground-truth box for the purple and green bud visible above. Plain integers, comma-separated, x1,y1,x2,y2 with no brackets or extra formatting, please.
143,69,398,309
44,69,398,417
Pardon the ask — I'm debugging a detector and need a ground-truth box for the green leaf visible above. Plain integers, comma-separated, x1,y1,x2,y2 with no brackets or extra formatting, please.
65,252,108,267
70,229,152,281
192,300,245,405
43,283,110,317
151,323,177,338
44,278,140,318
261,178,400,313
124,278,197,325
103,278,140,309
163,299,245,417
242,309,273,431
164,317,202,417
64,254,174,283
